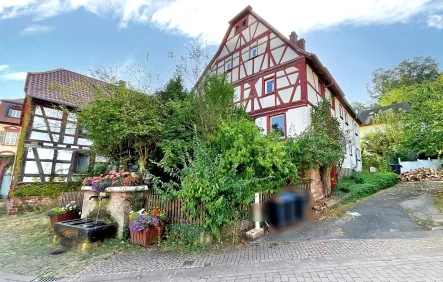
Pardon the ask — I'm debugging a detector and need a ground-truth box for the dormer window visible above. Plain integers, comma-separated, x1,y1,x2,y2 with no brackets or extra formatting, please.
225,61,232,71
8,108,21,118
250,47,258,58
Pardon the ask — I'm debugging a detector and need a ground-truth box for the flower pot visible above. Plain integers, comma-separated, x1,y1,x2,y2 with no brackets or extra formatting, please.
130,224,164,247
49,211,80,229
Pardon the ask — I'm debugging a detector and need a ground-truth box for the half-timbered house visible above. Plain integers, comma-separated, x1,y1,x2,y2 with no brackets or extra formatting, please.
199,6,362,176
12,69,109,185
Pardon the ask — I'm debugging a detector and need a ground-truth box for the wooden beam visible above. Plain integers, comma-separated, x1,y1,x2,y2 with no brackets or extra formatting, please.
32,148,46,182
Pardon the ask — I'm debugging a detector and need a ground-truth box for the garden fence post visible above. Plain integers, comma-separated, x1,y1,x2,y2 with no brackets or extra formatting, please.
255,192,260,230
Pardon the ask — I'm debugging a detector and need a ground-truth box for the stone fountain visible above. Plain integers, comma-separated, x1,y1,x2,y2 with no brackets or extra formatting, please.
53,185,149,252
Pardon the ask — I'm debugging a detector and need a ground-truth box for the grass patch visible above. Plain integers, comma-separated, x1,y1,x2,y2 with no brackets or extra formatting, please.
334,172,398,202
10,182,81,198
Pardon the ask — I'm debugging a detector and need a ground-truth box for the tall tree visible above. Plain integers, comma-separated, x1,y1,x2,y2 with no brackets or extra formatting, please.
367,56,441,100
403,76,443,156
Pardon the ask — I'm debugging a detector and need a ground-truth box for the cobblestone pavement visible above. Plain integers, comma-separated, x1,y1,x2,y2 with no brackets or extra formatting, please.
50,236,443,281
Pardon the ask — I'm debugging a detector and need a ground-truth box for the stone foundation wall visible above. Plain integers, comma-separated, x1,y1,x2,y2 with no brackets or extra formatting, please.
7,196,59,215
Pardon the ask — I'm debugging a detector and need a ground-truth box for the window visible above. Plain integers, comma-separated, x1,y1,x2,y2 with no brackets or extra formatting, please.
242,19,247,28
356,148,361,161
339,105,344,119
250,47,258,58
225,61,232,71
353,122,358,136
4,132,18,145
0,131,4,144
349,144,353,156
265,78,275,94
76,153,90,173
344,111,349,124
270,115,285,138
235,25,240,33
8,108,21,118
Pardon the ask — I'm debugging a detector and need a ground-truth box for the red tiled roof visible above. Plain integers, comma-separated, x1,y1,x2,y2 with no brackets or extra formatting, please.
24,69,110,108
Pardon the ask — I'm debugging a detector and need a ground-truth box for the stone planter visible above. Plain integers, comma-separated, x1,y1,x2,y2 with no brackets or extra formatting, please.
49,211,80,229
130,223,164,247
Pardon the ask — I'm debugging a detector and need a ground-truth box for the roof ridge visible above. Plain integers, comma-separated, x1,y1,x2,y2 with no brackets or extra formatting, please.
27,68,110,85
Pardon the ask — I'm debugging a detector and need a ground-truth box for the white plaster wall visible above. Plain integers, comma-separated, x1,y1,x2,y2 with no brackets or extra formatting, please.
399,158,442,173
286,106,311,137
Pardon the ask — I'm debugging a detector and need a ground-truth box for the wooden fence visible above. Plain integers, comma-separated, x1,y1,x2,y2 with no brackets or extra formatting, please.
60,191,84,207
145,194,204,224
258,182,311,203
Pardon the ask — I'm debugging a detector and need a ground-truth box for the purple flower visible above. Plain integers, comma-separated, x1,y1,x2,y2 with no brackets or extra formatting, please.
129,214,159,232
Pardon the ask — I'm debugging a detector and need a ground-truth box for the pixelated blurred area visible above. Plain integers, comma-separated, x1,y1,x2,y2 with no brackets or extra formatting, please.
250,185,315,234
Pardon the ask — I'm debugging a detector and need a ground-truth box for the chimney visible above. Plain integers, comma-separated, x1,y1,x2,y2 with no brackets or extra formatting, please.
296,38,306,50
289,31,298,44
118,80,127,88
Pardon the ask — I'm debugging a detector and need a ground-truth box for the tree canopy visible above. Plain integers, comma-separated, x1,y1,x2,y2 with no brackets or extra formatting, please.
367,56,441,101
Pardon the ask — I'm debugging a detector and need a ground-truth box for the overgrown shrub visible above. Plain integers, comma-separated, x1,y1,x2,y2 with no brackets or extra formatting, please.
10,182,82,198
335,172,397,200
163,224,210,253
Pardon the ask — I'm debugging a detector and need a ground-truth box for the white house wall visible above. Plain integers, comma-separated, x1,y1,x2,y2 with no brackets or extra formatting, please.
286,106,311,137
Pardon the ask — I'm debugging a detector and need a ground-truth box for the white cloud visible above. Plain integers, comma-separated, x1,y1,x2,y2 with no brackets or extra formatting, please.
0,64,9,72
0,72,27,81
1,0,442,44
428,14,443,29
20,25,53,36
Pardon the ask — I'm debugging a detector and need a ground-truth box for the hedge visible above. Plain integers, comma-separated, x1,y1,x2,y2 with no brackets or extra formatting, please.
9,182,82,198
335,172,398,200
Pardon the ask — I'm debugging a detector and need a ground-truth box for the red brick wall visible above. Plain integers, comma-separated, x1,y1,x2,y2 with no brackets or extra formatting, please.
7,196,59,215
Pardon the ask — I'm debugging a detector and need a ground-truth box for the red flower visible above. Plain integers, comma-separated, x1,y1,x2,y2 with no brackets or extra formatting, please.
153,210,159,216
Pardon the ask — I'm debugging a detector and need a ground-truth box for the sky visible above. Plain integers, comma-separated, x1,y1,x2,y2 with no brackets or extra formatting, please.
0,0,443,104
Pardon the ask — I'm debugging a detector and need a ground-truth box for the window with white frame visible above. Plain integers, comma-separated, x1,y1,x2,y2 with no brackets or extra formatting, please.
349,144,353,156
356,148,361,161
4,132,18,145
339,104,343,119
250,46,258,58
265,78,275,94
225,61,232,71
8,108,21,118
344,111,349,124
353,122,358,136
270,115,285,138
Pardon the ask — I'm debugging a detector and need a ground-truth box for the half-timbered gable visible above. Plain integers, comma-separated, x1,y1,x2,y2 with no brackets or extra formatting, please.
200,6,362,173
15,69,109,183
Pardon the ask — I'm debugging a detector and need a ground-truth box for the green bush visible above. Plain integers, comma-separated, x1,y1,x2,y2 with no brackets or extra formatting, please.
335,172,397,200
10,182,82,198
163,224,210,253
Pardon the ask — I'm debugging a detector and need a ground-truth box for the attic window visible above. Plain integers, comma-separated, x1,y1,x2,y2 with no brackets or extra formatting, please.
235,25,240,33
242,19,247,28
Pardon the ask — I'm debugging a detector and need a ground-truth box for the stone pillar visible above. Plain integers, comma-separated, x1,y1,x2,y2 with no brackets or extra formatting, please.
309,169,324,200
81,186,149,238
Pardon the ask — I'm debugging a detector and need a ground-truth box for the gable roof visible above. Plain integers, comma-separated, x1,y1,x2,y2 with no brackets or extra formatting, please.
0,98,24,105
24,69,110,108
196,6,360,123
358,102,411,125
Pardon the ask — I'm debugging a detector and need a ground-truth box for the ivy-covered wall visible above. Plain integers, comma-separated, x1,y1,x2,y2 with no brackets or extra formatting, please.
11,97,32,189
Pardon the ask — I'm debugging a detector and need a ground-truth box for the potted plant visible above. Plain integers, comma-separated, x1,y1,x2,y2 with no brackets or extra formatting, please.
147,208,167,238
46,201,81,228
128,211,160,246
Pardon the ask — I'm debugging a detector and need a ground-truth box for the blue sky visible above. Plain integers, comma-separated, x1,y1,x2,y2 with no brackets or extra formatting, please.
1,0,443,105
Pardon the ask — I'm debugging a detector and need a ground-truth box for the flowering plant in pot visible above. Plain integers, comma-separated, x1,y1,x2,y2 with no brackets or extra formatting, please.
82,171,143,193
128,209,165,246
45,201,81,228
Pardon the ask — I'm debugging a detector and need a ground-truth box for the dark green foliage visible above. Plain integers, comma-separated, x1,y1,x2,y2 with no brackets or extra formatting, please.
179,116,297,238
163,224,210,253
335,172,398,200
10,182,81,198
